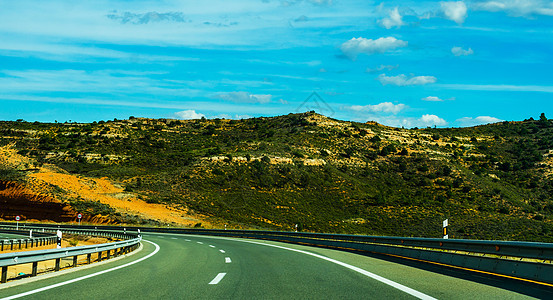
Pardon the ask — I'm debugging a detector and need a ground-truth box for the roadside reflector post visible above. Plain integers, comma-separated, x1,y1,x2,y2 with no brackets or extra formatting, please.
56,230,62,249
443,219,449,239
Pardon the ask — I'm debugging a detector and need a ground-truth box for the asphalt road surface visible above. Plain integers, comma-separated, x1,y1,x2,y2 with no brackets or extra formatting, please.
0,233,548,299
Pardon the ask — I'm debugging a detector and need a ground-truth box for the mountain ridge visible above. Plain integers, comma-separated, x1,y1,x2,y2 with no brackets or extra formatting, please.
1,112,552,241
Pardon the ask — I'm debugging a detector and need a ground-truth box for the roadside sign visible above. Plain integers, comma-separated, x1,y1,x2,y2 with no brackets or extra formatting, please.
15,215,20,231
77,213,82,219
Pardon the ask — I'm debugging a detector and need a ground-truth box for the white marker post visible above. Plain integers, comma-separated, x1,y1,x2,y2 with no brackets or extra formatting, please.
15,215,20,230
56,229,62,249
295,224,298,233
29,229,32,238
224,225,227,230
77,213,82,226
443,219,449,239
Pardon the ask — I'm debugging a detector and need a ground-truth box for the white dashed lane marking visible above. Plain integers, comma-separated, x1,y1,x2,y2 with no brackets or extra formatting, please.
225,257,232,263
209,273,227,285
219,249,225,253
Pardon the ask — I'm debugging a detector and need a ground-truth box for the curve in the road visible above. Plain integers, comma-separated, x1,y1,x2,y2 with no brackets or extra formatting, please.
1,240,160,300
0,233,547,299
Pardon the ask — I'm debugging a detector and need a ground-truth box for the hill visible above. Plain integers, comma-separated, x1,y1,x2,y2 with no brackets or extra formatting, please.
1,112,552,241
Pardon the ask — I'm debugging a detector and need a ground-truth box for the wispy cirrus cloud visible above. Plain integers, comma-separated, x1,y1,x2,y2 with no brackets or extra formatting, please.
213,91,272,103
344,102,406,114
107,11,190,24
437,83,553,93
451,46,473,56
473,0,553,17
340,37,407,59
365,64,399,73
377,74,437,86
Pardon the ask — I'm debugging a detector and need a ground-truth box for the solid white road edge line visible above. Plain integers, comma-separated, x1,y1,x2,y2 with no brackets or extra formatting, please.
209,273,227,285
225,257,232,263
0,240,161,300
203,236,437,300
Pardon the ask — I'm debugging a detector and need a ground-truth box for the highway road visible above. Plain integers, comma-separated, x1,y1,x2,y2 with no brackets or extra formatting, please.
0,233,548,299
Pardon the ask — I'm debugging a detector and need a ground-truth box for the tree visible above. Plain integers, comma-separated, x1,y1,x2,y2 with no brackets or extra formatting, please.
538,113,550,128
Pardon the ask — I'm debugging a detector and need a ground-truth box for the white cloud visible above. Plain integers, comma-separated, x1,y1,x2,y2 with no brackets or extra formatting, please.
174,110,205,120
441,1,468,24
420,114,448,126
451,46,474,56
350,114,447,128
214,91,272,103
345,102,406,114
379,7,405,29
366,64,399,73
456,116,503,127
377,74,437,86
340,37,407,59
212,113,252,120
474,0,553,17
422,96,444,102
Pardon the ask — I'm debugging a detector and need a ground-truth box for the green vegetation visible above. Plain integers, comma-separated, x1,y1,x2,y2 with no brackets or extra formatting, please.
1,112,553,241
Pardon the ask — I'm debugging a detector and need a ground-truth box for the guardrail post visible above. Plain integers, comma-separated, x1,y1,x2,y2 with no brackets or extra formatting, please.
1,266,7,283
18,240,21,250
55,258,61,271
25,240,28,248
10,240,13,250
87,253,91,264
98,251,102,261
1,240,3,251
73,256,78,267
107,250,111,259
32,262,38,277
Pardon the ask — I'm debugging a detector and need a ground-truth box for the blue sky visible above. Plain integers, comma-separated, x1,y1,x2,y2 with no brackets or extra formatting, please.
1,0,552,127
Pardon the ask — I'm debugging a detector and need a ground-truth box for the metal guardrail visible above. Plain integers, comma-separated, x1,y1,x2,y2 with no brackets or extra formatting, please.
0,229,57,252
0,226,141,283
4,223,553,285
